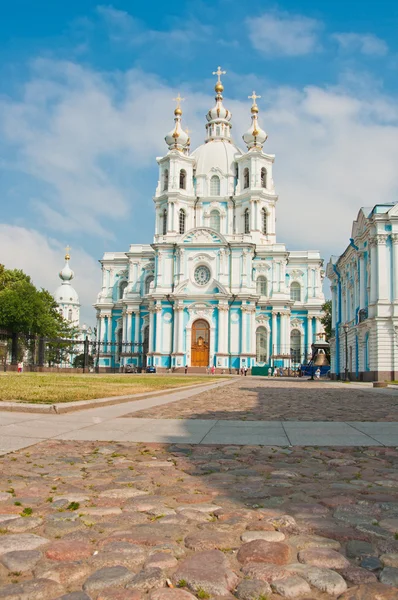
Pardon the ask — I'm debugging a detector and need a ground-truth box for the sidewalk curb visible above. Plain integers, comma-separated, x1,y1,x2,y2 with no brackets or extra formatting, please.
0,379,233,414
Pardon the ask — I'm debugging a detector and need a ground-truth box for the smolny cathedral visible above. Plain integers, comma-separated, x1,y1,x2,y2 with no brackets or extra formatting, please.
94,68,325,372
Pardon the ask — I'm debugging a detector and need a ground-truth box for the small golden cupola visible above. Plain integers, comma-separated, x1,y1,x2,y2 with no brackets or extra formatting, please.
205,66,232,141
243,91,268,150
165,93,189,152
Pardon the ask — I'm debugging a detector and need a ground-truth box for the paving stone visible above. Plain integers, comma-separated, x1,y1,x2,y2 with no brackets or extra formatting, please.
338,565,378,585
301,566,347,596
176,504,222,514
56,593,91,600
298,547,350,569
34,560,91,585
360,556,383,571
0,534,49,556
379,518,398,533
0,549,42,572
379,566,398,586
125,567,165,590
184,532,238,551
241,563,289,582
346,540,374,559
149,589,197,600
0,578,64,600
97,590,142,600
235,579,272,600
266,515,297,530
380,553,398,568
172,549,238,595
241,530,285,542
45,540,92,561
237,539,291,565
99,488,149,499
82,507,123,516
144,552,178,569
271,575,311,598
2,517,43,533
337,582,398,599
289,534,341,551
83,566,134,593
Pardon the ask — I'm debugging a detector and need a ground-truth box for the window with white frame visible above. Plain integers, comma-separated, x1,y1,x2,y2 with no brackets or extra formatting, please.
262,208,267,235
261,167,267,188
256,276,267,296
290,329,301,364
145,275,154,295
244,208,250,234
119,281,127,300
243,167,249,189
162,208,167,235
210,175,220,196
256,327,268,363
209,209,220,232
179,209,186,234
163,169,169,191
179,169,186,190
290,281,301,302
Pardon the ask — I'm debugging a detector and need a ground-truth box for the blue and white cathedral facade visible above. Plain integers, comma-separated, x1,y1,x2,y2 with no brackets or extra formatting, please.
94,69,325,371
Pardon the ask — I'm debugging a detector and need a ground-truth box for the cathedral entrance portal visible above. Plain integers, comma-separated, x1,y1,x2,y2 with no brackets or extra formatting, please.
191,319,210,367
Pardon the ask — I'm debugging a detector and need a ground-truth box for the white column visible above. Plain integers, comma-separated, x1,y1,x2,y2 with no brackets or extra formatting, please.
370,238,378,304
307,316,313,355
280,312,286,356
272,264,278,296
155,304,162,353
392,235,398,301
177,306,184,353
307,268,312,301
314,268,321,298
100,315,106,342
359,253,365,309
218,305,227,354
250,310,257,356
376,235,388,301
148,308,155,354
134,311,140,347
272,311,277,355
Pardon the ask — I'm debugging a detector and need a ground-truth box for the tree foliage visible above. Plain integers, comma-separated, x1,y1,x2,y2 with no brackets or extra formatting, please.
321,299,332,340
0,264,73,338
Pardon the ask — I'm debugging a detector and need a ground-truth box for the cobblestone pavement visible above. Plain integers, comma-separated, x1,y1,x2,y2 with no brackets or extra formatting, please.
126,379,398,422
0,440,398,599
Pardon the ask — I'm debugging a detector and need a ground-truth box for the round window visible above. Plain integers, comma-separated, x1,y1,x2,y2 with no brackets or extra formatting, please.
194,265,211,286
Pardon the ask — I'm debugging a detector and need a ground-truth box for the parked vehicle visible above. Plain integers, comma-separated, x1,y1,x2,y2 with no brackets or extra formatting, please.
145,366,156,373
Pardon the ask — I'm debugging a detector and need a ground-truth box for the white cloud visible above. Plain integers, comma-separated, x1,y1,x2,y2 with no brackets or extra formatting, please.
247,11,321,56
0,225,99,324
332,32,388,56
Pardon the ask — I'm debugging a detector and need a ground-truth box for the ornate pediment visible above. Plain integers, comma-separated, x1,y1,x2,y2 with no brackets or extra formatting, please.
289,269,304,280
256,314,269,324
116,269,128,278
143,261,155,271
188,302,214,319
254,262,271,272
290,318,304,330
188,253,216,262
183,228,224,245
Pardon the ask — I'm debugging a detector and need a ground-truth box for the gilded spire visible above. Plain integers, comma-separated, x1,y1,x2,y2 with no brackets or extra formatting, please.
65,245,71,261
243,91,267,150
212,66,226,94
165,93,189,151
173,92,185,116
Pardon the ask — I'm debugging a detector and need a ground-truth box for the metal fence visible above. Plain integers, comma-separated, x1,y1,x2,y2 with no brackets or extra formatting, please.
0,330,144,373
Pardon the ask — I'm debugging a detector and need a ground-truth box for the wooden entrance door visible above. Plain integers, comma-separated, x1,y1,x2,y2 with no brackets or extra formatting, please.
191,319,210,367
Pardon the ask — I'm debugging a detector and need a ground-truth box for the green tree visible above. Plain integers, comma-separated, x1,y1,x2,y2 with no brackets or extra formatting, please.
0,264,75,363
321,299,332,340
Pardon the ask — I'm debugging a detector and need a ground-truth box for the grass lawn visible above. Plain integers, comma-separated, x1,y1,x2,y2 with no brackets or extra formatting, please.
0,373,224,404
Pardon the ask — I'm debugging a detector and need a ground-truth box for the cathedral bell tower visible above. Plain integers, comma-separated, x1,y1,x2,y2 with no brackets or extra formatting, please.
235,92,277,244
154,94,195,239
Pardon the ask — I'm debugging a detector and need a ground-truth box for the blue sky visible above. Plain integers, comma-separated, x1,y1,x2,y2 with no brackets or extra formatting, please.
1,0,398,322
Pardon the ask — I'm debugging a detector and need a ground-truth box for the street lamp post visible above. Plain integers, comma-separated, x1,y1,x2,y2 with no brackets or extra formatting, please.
343,323,349,381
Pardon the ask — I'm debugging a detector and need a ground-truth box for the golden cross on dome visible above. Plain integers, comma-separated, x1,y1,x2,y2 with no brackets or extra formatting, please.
184,126,191,136
248,91,261,105
212,66,226,83
64,245,71,260
173,93,185,109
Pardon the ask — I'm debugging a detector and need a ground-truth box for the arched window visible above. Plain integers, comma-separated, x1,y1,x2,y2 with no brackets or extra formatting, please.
262,208,267,235
68,309,73,321
216,125,221,136
290,281,301,302
163,169,169,191
243,167,249,189
209,210,220,232
162,208,167,235
256,327,268,363
290,329,301,364
244,208,250,234
256,276,267,296
261,167,267,188
119,281,127,300
179,169,186,189
210,175,220,196
145,275,154,295
179,209,186,234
